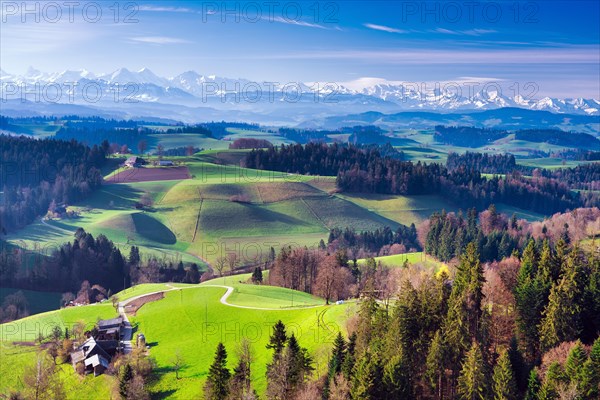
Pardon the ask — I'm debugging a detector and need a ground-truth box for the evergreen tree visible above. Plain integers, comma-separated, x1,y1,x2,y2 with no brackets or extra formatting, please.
341,332,357,380
383,353,411,399
565,340,587,381
266,334,313,399
119,363,134,399
328,332,346,377
129,246,140,266
579,338,599,400
350,352,385,400
515,240,545,363
507,337,528,392
204,343,231,400
524,369,541,400
266,320,288,355
426,330,447,399
444,242,485,381
457,342,488,400
538,362,564,400
539,248,586,351
492,349,517,400
251,267,263,284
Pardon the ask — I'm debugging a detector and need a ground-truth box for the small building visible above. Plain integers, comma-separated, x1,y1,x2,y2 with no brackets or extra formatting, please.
125,156,144,168
136,333,146,348
96,317,124,341
70,337,116,376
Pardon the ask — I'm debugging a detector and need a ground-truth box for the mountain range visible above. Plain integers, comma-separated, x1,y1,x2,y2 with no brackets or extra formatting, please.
1,67,599,125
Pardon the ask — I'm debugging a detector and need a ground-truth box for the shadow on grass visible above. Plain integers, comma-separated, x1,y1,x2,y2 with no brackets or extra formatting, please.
150,389,177,400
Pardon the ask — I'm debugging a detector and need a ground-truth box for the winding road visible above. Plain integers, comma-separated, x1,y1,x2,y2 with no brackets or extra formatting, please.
119,283,325,314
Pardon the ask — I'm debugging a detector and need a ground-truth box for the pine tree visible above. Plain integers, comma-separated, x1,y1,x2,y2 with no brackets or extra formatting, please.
537,240,557,284
565,340,587,381
266,320,288,355
341,332,357,380
492,349,517,400
539,248,586,352
328,332,346,377
515,240,545,363
266,334,313,399
350,352,385,400
426,330,447,399
444,242,484,379
524,369,541,400
579,338,599,400
457,342,488,400
383,353,411,399
204,343,231,400
251,267,263,284
128,246,140,266
119,363,134,399
538,362,564,400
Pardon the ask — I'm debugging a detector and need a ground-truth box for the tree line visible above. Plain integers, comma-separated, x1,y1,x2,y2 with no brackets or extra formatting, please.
205,240,600,399
435,125,600,150
0,135,105,232
244,142,599,215
0,228,206,319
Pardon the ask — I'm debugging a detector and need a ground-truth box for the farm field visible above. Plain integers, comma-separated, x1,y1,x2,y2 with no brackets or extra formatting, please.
5,149,553,275
223,128,295,146
105,166,190,184
337,192,459,226
5,155,412,268
147,133,230,151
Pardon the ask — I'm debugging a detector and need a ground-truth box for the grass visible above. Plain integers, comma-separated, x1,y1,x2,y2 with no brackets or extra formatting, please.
131,284,355,398
0,301,119,397
200,273,325,309
0,276,356,399
338,193,459,226
0,303,117,343
517,158,592,169
357,252,446,271
147,133,229,152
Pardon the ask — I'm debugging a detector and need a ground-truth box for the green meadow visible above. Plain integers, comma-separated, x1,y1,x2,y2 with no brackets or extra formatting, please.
0,275,356,399
357,252,447,271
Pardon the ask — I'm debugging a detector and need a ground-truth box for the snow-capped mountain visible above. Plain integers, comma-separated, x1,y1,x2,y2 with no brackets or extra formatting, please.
0,68,598,116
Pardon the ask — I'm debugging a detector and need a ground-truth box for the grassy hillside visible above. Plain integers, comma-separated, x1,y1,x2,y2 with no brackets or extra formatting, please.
4,154,406,267
0,276,355,399
338,192,459,226
132,277,354,398
357,252,447,271
5,150,551,274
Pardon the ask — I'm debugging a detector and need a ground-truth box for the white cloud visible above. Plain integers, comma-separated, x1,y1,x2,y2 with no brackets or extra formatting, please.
139,6,195,13
270,16,329,29
129,36,191,44
435,28,497,36
250,46,599,65
364,23,405,34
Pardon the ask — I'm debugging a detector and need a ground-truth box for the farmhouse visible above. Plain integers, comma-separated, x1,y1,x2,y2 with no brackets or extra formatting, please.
125,156,144,168
70,317,124,376
96,316,124,340
70,337,119,376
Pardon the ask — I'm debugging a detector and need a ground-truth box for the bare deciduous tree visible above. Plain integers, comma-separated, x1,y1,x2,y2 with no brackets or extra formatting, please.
171,350,184,380
215,256,227,277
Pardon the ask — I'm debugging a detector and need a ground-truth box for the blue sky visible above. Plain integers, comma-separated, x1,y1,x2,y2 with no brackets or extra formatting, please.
1,0,598,97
